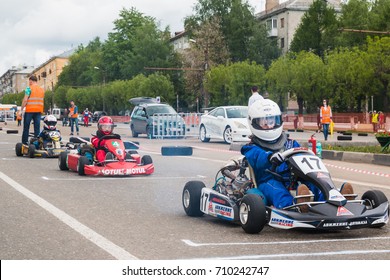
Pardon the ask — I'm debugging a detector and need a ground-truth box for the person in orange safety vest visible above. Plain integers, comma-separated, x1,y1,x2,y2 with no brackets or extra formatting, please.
18,75,45,144
320,99,332,141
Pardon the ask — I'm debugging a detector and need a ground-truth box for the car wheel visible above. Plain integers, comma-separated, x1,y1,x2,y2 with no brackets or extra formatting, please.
28,144,36,158
199,125,210,142
15,143,23,157
182,181,205,217
239,194,267,234
223,126,233,144
58,151,69,170
141,155,153,165
131,125,139,138
362,190,388,228
78,156,89,176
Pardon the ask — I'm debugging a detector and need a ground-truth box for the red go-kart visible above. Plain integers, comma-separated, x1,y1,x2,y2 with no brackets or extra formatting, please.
58,134,154,176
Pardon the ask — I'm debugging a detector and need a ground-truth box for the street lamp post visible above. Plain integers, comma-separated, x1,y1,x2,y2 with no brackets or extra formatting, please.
94,67,106,111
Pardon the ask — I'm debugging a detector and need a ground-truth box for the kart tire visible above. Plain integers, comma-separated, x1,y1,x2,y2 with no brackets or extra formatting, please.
182,181,205,217
161,146,193,156
337,135,352,141
78,156,89,176
141,155,153,165
239,194,267,234
199,125,210,142
6,129,18,134
28,144,36,158
362,190,388,228
223,126,232,144
58,151,69,170
358,133,368,136
15,142,23,157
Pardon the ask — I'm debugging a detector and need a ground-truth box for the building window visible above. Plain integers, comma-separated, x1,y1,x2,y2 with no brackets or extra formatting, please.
281,38,285,49
281,18,284,28
273,18,277,28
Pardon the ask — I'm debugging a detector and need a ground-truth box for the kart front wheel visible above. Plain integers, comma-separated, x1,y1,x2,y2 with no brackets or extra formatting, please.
239,194,267,234
141,155,153,165
182,181,205,217
15,143,23,157
362,190,388,228
28,144,36,158
78,156,89,176
58,151,69,170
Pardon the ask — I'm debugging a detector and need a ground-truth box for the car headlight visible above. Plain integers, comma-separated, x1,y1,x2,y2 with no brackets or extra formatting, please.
234,121,247,129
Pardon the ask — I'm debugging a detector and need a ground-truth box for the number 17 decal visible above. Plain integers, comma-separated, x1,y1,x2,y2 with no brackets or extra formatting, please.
293,155,328,175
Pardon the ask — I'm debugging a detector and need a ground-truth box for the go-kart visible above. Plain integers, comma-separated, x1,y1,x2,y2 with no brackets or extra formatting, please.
182,147,389,234
58,134,154,176
15,131,68,158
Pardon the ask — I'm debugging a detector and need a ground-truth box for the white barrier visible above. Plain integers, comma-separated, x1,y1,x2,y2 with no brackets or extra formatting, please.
152,113,202,139
0,110,15,122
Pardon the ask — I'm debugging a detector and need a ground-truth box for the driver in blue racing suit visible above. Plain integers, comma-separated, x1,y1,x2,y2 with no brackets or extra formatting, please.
34,115,61,149
241,99,354,212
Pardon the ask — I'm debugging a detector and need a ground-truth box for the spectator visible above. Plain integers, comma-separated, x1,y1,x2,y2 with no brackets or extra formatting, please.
371,110,379,132
378,111,385,130
83,108,91,127
68,100,79,135
18,75,45,145
62,108,69,126
320,99,332,141
248,86,263,108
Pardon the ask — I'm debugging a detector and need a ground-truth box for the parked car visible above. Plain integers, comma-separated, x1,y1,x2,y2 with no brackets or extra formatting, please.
130,103,185,138
199,106,250,144
92,111,107,122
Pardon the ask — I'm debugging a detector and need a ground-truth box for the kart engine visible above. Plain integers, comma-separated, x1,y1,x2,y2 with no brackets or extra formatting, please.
214,157,254,201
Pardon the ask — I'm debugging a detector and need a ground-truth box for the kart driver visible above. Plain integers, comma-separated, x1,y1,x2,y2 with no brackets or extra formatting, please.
34,115,61,148
91,116,117,163
241,99,354,212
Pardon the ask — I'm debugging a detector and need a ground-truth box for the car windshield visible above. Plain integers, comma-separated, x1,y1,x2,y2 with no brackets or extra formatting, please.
226,107,248,118
146,105,177,115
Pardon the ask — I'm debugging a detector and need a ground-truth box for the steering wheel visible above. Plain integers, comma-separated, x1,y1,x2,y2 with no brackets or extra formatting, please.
97,134,121,149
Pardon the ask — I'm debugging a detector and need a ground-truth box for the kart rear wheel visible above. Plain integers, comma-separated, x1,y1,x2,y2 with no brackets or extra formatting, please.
78,156,89,176
58,151,69,170
362,190,388,228
28,144,36,158
239,194,267,234
15,142,23,157
182,181,205,217
141,155,153,165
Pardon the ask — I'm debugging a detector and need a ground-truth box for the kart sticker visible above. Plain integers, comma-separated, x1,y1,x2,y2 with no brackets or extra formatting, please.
291,155,329,175
112,141,120,147
99,168,146,175
336,206,354,216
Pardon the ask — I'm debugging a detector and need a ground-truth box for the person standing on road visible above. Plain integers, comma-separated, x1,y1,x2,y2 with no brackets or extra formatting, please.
320,99,332,141
378,111,385,130
83,108,91,127
18,75,45,145
69,100,79,135
248,86,263,108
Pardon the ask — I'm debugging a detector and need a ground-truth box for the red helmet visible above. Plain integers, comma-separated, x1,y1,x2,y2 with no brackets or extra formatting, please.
98,116,114,135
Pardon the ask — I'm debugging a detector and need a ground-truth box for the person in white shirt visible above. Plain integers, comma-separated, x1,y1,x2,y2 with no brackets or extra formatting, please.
248,86,264,107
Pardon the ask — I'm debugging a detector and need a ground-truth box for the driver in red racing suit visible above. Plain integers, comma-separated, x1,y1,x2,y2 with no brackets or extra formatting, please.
241,99,354,212
91,116,116,163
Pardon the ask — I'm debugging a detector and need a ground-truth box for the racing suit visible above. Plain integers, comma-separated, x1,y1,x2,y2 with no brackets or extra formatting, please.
241,134,324,209
91,130,110,163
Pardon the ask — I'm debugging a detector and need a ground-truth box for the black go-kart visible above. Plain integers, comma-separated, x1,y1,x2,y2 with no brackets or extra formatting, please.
182,147,389,234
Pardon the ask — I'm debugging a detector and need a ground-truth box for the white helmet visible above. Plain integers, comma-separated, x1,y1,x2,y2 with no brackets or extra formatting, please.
247,99,283,142
44,114,57,130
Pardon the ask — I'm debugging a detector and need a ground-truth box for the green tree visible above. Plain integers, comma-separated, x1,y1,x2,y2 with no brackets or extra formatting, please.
290,0,339,57
369,0,390,32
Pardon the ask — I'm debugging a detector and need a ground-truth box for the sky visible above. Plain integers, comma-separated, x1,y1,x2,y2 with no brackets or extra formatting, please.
0,0,264,75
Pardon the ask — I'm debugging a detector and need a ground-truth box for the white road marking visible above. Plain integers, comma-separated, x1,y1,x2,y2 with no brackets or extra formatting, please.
41,175,206,181
188,249,390,260
182,236,390,247
0,171,138,260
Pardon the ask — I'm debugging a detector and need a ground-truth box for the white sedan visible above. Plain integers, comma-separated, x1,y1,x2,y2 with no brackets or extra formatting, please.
199,106,251,144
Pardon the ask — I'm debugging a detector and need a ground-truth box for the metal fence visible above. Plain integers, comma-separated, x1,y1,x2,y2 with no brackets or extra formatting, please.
152,113,202,139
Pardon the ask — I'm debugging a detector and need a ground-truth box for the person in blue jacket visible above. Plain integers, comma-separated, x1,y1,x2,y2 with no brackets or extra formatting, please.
241,99,353,212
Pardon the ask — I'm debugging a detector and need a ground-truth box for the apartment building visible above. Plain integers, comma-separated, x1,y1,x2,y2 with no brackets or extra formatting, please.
256,0,342,53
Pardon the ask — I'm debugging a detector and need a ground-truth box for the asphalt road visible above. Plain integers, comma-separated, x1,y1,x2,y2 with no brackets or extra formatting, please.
1,122,390,260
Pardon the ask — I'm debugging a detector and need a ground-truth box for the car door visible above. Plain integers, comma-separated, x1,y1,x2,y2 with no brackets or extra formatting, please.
132,107,148,134
214,108,227,138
